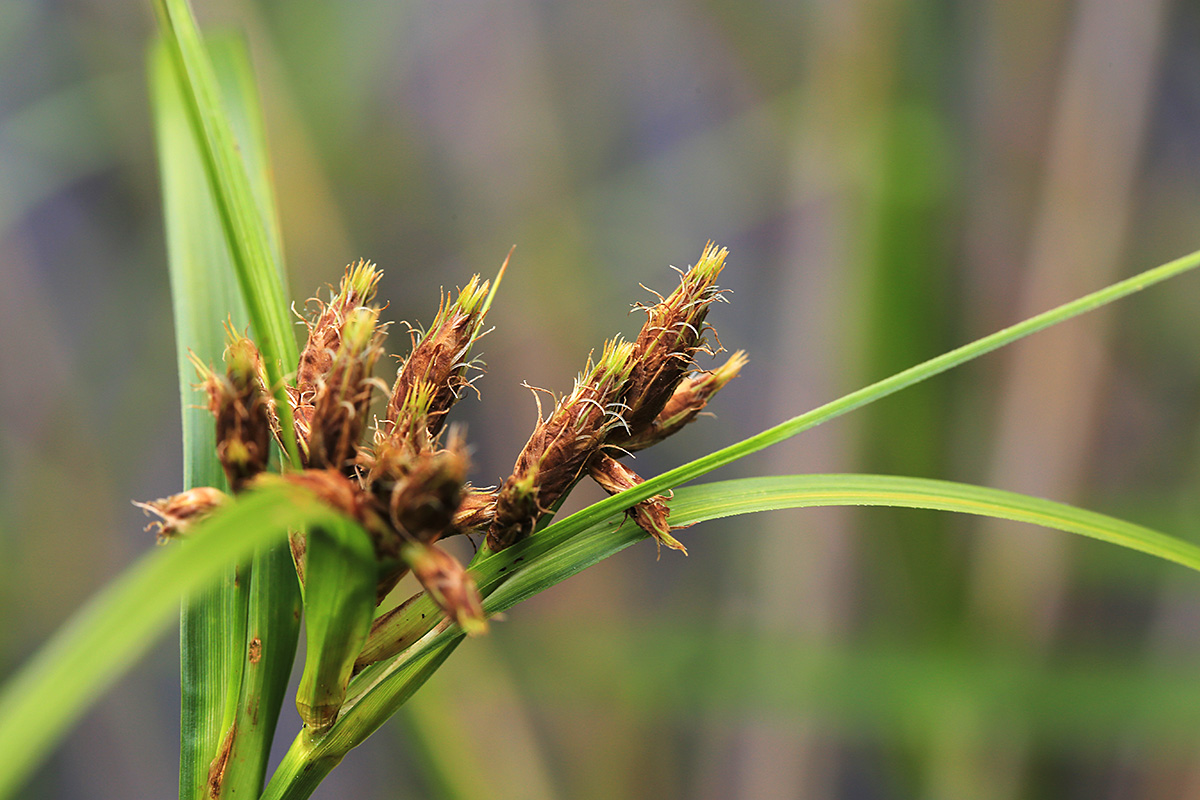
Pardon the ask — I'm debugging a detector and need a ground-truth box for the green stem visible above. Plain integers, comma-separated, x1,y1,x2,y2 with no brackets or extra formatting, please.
261,637,462,800
260,633,460,800
259,732,344,800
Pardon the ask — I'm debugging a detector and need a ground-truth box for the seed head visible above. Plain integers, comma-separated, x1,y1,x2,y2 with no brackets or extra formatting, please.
612,242,729,448
488,338,636,550
403,542,487,636
134,487,228,543
588,453,687,556
386,275,491,443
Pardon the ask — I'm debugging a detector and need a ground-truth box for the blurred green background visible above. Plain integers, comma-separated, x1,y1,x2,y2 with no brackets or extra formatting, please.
7,0,1200,797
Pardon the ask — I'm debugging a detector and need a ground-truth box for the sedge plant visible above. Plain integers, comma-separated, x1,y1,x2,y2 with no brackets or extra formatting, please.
4,1,1200,798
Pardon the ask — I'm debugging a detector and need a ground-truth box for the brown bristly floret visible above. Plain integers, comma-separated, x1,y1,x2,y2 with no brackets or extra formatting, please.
304,307,387,472
369,439,470,605
386,275,491,443
621,350,747,452
291,260,382,451
452,487,497,532
133,487,228,543
365,381,439,483
403,542,487,635
189,328,275,492
488,338,636,551
363,383,472,543
588,452,687,556
610,242,729,449
386,436,469,543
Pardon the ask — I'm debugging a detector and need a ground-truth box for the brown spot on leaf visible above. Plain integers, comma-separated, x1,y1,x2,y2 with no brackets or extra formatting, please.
248,637,262,665
207,722,236,798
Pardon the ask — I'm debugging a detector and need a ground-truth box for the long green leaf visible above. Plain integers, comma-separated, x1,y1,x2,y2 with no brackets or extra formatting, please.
536,246,1200,538
152,0,301,465
0,485,352,800
496,473,1200,612
264,473,1200,800
152,32,301,800
152,34,250,800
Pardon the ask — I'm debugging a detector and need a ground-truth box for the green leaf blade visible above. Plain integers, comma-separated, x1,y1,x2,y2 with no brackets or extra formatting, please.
152,0,301,465
663,475,1200,575
151,34,249,800
304,473,1200,800
150,29,301,800
543,247,1200,537
0,485,348,800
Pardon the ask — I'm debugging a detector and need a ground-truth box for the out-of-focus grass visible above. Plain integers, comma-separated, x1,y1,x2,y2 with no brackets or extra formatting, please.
7,0,1200,798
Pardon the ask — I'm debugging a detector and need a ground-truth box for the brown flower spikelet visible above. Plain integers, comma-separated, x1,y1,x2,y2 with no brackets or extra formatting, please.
488,338,636,550
305,306,386,471
387,437,469,543
365,381,438,484
386,275,490,443
134,487,228,542
453,487,497,532
588,452,687,556
622,350,747,452
611,242,729,449
363,383,471,544
190,330,274,491
291,260,382,448
404,543,487,636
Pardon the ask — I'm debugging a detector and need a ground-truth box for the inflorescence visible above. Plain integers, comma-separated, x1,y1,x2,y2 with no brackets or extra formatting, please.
137,243,745,728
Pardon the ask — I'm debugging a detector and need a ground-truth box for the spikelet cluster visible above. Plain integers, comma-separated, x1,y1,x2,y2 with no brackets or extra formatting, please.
485,242,746,554
137,244,745,719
